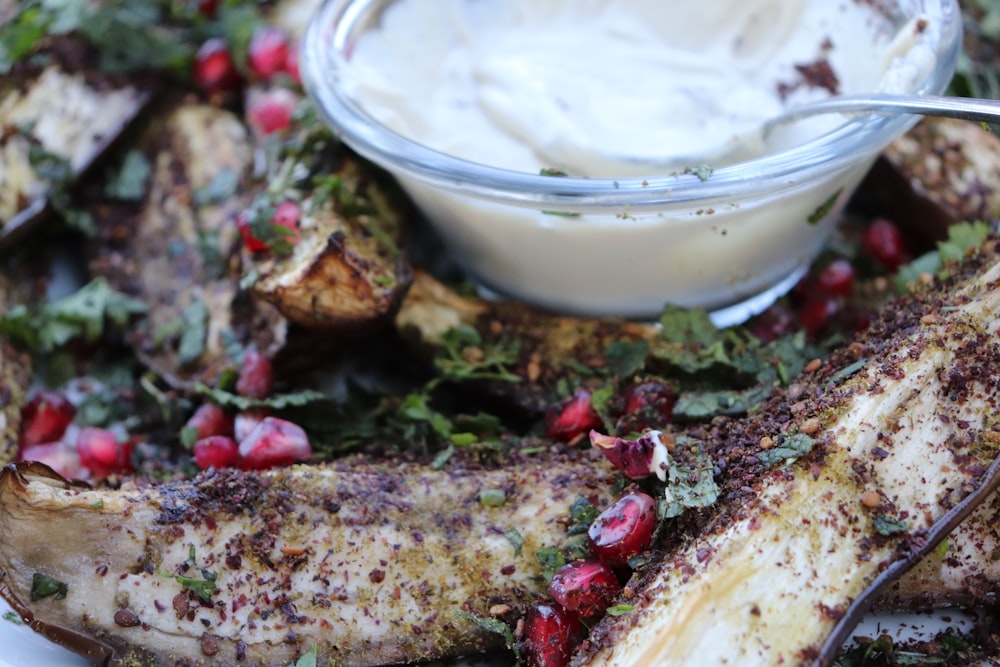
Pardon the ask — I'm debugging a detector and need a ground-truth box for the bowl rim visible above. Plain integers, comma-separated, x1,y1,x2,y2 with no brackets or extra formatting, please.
301,0,962,213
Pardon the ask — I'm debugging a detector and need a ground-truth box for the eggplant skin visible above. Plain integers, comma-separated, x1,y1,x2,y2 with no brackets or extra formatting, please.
0,453,614,667
0,274,30,466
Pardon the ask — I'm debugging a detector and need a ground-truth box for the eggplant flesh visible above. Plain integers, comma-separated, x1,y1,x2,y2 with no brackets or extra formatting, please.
0,65,148,246
579,252,1000,667
0,453,614,667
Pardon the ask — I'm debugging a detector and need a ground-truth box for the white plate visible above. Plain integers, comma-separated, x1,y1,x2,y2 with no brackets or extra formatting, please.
0,598,90,667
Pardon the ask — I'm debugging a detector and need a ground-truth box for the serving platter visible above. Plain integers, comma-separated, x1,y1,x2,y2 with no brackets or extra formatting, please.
2,1,1000,666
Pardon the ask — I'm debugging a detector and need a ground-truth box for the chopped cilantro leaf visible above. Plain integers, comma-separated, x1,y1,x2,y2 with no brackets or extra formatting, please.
605,339,650,377
478,488,506,507
2,610,23,625
873,514,909,536
175,568,218,603
104,150,151,201
0,278,146,354
606,604,634,616
30,573,68,601
505,528,524,557
659,436,720,519
807,189,843,226
757,434,815,468
194,383,326,411
288,647,318,667
454,611,518,657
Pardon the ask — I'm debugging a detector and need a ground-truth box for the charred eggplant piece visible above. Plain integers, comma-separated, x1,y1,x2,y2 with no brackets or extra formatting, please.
0,65,149,248
89,103,288,388
0,273,30,465
0,452,614,667
579,245,1000,666
250,151,413,328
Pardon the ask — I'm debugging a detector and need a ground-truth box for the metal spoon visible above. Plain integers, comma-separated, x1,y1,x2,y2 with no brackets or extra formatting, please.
763,92,1000,136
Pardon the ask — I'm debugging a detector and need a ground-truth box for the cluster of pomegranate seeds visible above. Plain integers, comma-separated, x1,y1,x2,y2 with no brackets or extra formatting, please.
18,391,76,448
77,427,133,478
544,390,603,441
186,350,312,471
548,560,621,620
521,603,583,667
587,491,657,567
193,38,241,93
863,218,910,271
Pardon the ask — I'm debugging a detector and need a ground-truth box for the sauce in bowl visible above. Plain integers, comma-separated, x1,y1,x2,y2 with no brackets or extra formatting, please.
304,0,959,322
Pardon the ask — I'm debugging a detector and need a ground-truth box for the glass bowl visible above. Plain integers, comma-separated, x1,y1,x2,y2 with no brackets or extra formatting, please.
301,0,962,325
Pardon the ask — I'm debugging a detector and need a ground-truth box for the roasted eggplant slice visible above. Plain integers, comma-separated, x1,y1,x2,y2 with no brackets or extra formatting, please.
396,271,661,412
0,273,30,465
89,103,288,388
0,451,614,667
858,118,1000,246
579,245,1000,667
0,65,149,247
250,156,413,327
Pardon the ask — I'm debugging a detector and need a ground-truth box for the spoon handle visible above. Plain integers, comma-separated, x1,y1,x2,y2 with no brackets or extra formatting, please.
765,93,1000,134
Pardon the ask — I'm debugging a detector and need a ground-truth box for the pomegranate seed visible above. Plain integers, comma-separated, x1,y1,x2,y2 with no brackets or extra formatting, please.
616,380,676,432
246,88,298,135
816,259,855,297
18,441,84,479
185,403,233,441
863,218,909,271
520,603,583,667
19,391,76,448
588,491,658,567
193,436,240,470
247,27,291,79
548,560,621,620
196,0,220,17
236,348,275,399
238,417,311,470
545,390,603,441
77,427,133,478
798,297,838,338
271,200,301,243
590,430,669,481
194,38,241,93
751,304,794,343
234,408,269,442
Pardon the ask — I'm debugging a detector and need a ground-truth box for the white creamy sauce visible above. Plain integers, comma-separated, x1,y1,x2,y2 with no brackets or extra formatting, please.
336,0,942,319
347,0,933,176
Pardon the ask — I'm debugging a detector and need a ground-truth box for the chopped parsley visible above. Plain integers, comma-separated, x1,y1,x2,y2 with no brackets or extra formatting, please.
30,573,68,601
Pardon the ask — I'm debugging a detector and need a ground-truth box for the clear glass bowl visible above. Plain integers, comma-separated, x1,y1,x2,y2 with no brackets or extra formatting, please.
301,0,962,324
